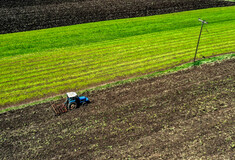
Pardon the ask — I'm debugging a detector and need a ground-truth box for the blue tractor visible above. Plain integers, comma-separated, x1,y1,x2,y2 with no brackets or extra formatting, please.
64,92,90,110
51,92,90,115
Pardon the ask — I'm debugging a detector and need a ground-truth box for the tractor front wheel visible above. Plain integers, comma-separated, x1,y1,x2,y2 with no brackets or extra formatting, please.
69,103,77,110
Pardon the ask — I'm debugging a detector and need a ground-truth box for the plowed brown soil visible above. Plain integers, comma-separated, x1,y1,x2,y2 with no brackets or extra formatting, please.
0,58,234,159
1,0,234,34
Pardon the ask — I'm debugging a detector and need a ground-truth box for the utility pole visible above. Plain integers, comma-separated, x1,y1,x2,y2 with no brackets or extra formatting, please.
194,18,208,63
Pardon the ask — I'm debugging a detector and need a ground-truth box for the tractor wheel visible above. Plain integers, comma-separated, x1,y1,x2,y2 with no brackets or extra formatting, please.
69,103,77,110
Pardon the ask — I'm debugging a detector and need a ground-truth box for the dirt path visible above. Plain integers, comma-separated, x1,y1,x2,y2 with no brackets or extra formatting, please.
0,58,234,159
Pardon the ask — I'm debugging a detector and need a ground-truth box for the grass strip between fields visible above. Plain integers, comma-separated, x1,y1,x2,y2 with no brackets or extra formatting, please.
0,6,235,107
0,53,234,114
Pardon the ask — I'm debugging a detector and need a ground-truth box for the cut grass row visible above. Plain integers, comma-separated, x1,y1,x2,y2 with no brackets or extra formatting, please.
1,25,234,83
1,28,234,88
1,40,234,97
1,53,234,114
0,6,235,107
0,50,234,91
1,21,234,69
1,47,234,106
0,22,234,74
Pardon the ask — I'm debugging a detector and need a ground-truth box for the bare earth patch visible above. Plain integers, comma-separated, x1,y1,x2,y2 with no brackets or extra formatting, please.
0,58,234,159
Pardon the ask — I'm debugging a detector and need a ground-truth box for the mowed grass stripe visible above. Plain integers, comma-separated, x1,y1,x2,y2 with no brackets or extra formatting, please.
0,21,233,72
0,6,234,106
2,51,191,104
1,20,233,74
0,24,234,83
1,48,186,92
0,32,234,92
0,26,234,86
0,30,234,86
1,39,234,99
1,32,234,92
0,16,233,65
1,50,234,106
2,42,233,105
0,29,193,72
1,29,234,82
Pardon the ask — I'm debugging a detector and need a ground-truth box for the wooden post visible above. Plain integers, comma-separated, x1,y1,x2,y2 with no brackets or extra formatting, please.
194,18,208,63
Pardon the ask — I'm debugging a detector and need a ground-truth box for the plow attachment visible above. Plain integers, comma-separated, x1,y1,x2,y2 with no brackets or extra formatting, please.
51,103,68,116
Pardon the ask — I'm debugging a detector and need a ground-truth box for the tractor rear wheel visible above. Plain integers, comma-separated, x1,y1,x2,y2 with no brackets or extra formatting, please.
69,103,77,110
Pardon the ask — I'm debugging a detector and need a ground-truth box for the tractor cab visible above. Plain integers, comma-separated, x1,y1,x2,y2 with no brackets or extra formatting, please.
66,92,79,103
65,92,90,110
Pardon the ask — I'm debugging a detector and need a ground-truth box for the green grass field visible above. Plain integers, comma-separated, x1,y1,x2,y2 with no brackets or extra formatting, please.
0,6,235,108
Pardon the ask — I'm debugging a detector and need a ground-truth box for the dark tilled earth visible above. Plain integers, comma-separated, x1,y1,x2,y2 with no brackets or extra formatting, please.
0,58,234,159
0,0,234,34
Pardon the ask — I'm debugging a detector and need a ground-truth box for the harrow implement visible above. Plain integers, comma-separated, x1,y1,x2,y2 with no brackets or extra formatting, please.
51,103,68,116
